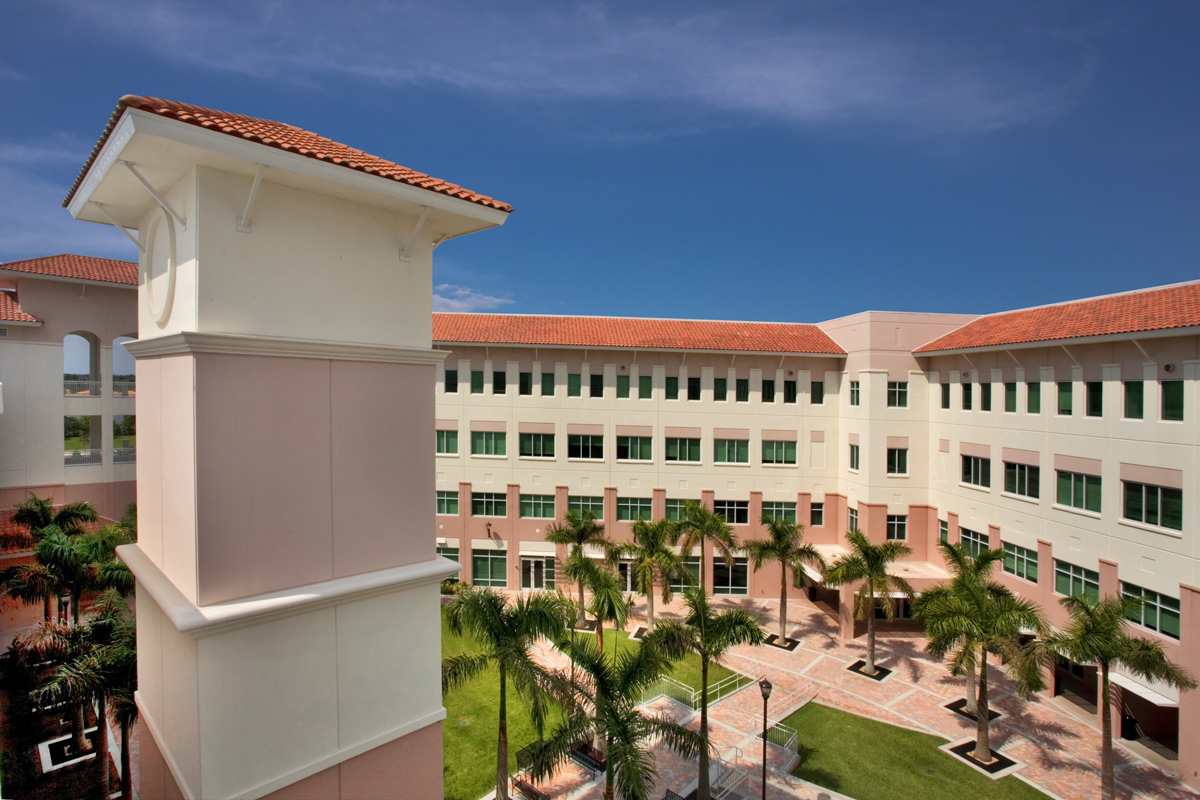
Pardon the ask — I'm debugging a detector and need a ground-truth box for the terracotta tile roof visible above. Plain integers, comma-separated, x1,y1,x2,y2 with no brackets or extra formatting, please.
0,254,137,286
915,281,1200,353
0,291,40,324
433,314,846,355
65,96,513,213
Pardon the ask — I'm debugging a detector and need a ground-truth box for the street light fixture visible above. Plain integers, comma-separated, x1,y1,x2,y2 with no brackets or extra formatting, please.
759,678,773,800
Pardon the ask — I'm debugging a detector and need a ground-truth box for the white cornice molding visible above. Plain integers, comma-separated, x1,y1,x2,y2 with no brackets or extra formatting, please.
915,326,1200,358
0,269,136,291
117,544,457,638
433,340,848,359
123,330,449,365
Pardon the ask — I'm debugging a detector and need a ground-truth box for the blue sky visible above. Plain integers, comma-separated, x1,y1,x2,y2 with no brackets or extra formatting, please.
2,1,1198,322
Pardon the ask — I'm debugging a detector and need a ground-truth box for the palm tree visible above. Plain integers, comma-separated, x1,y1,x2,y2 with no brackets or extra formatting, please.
676,501,738,593
585,564,629,656
0,561,61,622
1047,593,1197,800
823,528,914,676
654,588,765,800
913,541,1047,763
545,509,610,627
744,515,826,642
608,518,690,634
442,587,568,800
11,494,98,537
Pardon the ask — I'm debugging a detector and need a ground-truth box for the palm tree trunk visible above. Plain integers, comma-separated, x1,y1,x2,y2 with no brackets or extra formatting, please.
74,703,87,754
965,647,978,714
595,617,604,656
72,589,81,625
700,539,707,593
1101,661,1115,800
779,569,788,641
43,594,51,623
578,581,586,627
98,694,111,799
973,657,991,762
603,735,615,800
497,663,509,800
698,657,711,800
647,584,656,633
864,592,876,676
120,720,131,799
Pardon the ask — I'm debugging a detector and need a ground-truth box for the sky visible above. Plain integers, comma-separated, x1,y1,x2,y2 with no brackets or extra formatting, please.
2,1,1198,323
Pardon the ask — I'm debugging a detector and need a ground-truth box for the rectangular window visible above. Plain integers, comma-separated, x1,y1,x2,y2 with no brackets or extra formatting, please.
714,378,728,402
1162,380,1184,421
471,431,506,456
1057,381,1073,415
519,433,555,458
436,490,459,515
1003,463,1040,499
471,492,507,517
436,430,459,455
1123,481,1183,531
445,370,458,393
437,545,460,579
665,437,702,463
980,383,992,412
714,500,749,525
1055,560,1099,601
761,379,775,403
471,549,507,588
1122,583,1181,639
939,519,949,544
520,557,555,590
1057,471,1102,513
962,455,991,488
669,556,701,591
471,370,484,394
762,440,797,465
960,527,988,557
541,372,555,396
811,381,825,405
810,502,824,527
714,439,750,464
616,374,630,398
849,443,860,471
1086,381,1103,417
1124,381,1143,419
941,383,951,409
887,382,908,408
886,448,908,475
568,496,604,519
493,372,507,394
688,377,702,401
567,434,604,459
850,381,861,406
848,507,858,530
519,494,555,519
616,436,652,461
664,499,688,521
665,376,680,400
1027,381,1041,414
784,380,797,404
519,372,533,395
590,374,604,398
1004,382,1017,413
962,382,973,410
616,497,652,522
1003,542,1038,583
713,557,749,595
762,502,796,524
886,515,907,540
568,374,582,397
639,375,652,399
736,379,750,402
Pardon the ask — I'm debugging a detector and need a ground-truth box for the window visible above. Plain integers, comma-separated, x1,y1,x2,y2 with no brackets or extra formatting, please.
639,375,653,399
616,497,652,522
568,434,603,459
519,372,533,395
736,379,750,402
1002,543,1038,583
784,380,797,404
714,500,749,525
437,545,460,578
1004,463,1040,499
939,519,948,544
616,436,652,461
471,549,507,587
1055,560,1099,601
962,455,991,488
617,374,630,398
519,433,555,458
471,370,484,394
568,496,604,519
1086,381,1103,417
941,383,951,409
1162,380,1184,421
886,448,908,475
568,374,582,397
1027,382,1041,414
886,515,907,540
959,527,988,557
714,378,728,402
541,372,555,396
762,502,796,524
810,503,824,527
811,381,824,405
1057,471,1101,513
665,438,701,463
436,430,459,455
436,490,459,515
445,369,458,393
664,499,688,521
471,493,507,517
688,377,701,401
849,444,860,471
962,382,972,410
521,557,555,590
761,379,775,403
666,376,680,400
887,382,908,408
494,371,507,394
669,556,701,591
848,507,858,530
713,557,749,595
980,383,992,412
590,374,604,398
1122,583,1180,639
762,440,797,465
1124,381,1143,419
714,439,749,464
520,494,555,518
1004,383,1017,413
850,381,860,406
471,431,506,456
1057,381,1072,415
1123,481,1183,531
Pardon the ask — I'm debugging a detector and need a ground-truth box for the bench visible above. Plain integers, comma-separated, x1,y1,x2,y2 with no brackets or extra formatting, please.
513,777,550,800
569,742,605,773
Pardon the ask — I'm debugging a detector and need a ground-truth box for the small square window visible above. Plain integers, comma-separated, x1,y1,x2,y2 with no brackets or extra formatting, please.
783,380,797,404
810,502,824,527
616,374,630,398
666,376,680,400
714,378,728,402
519,372,533,396
541,372,555,396
493,371,506,395
688,376,702,401
1057,382,1073,415
638,375,653,399
444,370,459,393
568,374,582,397
736,379,750,402
811,381,824,405
761,379,775,403
850,381,860,407
590,373,604,398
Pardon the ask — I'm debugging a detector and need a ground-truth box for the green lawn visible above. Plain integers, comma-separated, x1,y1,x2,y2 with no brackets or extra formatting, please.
63,436,94,451
782,703,1051,800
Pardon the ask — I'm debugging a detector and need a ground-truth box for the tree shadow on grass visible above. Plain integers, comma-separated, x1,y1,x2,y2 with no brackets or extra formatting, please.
793,742,844,794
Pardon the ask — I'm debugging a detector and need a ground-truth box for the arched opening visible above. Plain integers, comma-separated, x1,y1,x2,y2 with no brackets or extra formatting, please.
113,335,136,396
63,332,100,396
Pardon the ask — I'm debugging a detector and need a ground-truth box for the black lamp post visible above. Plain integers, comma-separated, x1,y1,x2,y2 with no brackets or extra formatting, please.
759,678,772,800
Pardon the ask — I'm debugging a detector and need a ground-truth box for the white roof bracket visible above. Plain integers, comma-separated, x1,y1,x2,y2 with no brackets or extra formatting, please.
1060,344,1079,364
399,206,431,262
236,163,266,233
121,161,187,230
1004,349,1022,367
959,352,976,371
91,202,144,252
1130,338,1154,361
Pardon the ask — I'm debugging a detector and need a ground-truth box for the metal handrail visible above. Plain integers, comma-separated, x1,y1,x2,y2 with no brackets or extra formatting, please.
112,381,136,396
64,449,102,466
63,380,100,396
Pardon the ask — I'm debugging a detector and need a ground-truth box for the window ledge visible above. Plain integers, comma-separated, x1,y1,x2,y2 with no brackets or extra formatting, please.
848,468,860,475
958,482,991,494
1002,570,1039,585
664,460,702,466
1118,518,1183,539
436,453,459,458
616,459,654,464
518,456,556,462
1001,491,1041,506
567,457,605,463
714,462,752,467
762,463,798,469
1052,503,1101,521
887,473,910,479
471,454,509,460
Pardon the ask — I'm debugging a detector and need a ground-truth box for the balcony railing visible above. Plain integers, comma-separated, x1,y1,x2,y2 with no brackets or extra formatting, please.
64,380,101,397
113,447,136,464
112,381,136,397
64,449,102,466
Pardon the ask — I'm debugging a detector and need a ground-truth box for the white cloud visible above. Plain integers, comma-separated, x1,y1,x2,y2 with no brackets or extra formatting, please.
432,283,514,313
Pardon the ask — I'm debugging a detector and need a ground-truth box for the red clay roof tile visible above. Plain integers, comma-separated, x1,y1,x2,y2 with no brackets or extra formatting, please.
915,281,1200,353
0,291,40,324
0,254,137,286
433,314,846,355
64,96,512,213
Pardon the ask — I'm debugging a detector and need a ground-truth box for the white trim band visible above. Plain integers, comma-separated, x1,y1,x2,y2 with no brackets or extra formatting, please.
123,330,450,365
